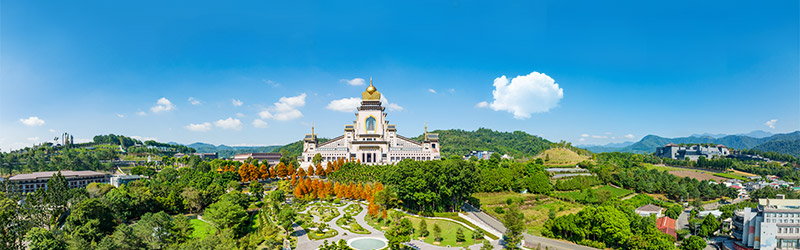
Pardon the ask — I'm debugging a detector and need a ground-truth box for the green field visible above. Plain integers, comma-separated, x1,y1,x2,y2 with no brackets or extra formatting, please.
367,211,479,247
713,172,749,181
190,219,215,239
473,192,583,236
554,185,633,203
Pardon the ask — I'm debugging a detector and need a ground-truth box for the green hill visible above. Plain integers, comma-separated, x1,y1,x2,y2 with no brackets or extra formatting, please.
188,142,282,159
752,139,800,159
411,128,552,158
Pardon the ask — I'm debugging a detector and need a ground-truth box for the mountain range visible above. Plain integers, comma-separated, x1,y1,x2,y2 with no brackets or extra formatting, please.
581,131,800,155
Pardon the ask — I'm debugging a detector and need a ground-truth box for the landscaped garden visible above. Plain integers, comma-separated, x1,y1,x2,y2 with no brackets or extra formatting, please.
474,192,583,235
365,210,481,247
309,204,341,222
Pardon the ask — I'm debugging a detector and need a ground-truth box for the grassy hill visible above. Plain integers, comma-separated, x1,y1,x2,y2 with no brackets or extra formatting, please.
536,148,590,166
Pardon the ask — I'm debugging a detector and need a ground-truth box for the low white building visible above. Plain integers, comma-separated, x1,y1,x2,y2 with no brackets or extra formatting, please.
635,204,663,217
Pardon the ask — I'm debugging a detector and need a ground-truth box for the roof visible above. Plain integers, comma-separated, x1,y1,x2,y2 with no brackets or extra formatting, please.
664,143,678,147
656,217,677,238
636,204,663,213
233,153,282,160
9,171,107,181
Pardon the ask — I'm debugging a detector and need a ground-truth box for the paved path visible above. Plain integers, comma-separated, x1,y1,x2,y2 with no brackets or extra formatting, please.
462,203,600,250
294,202,491,250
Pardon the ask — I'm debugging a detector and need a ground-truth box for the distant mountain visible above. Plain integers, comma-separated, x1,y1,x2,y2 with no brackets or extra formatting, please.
185,142,282,159
580,141,635,153
591,131,800,154
753,139,800,158
689,130,773,139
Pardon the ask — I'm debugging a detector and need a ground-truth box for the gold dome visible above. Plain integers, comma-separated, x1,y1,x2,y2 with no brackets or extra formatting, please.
362,78,381,101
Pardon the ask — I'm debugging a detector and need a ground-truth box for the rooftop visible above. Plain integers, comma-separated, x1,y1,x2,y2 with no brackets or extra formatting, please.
9,170,107,181
636,204,663,213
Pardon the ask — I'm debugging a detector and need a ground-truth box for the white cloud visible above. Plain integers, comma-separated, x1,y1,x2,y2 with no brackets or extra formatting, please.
428,89,437,94
386,103,403,111
380,95,403,111
475,101,489,108
264,79,280,87
150,97,175,113
252,119,268,128
185,122,212,132
20,116,45,126
326,97,361,112
214,117,243,130
73,138,92,144
604,132,612,135
624,134,635,139
340,78,366,86
49,129,56,133
579,138,585,142
259,93,306,121
232,99,243,107
236,113,245,117
188,97,201,105
136,111,147,116
27,137,40,142
765,119,777,129
116,114,125,118
477,71,564,119
580,134,589,137
591,135,608,139
449,88,455,93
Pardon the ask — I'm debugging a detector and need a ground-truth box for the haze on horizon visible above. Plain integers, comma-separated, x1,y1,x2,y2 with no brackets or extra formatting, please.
1,1,798,152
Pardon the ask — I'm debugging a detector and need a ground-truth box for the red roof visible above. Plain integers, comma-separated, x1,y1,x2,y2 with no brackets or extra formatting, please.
656,217,677,239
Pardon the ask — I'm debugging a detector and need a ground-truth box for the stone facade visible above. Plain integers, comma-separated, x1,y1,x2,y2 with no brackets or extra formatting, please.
654,143,730,160
299,81,440,167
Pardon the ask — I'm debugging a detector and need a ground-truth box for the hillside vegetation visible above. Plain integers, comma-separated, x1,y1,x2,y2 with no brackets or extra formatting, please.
752,139,800,159
189,143,282,158
412,128,552,158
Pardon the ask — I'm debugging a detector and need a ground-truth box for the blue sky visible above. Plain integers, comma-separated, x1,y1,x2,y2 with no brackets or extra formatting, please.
2,1,798,151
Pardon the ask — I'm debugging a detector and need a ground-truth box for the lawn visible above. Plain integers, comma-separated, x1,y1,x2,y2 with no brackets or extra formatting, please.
473,192,583,236
336,216,370,234
190,219,216,239
366,211,480,247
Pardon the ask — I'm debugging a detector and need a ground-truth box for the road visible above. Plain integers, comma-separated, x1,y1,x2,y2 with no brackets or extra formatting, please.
461,203,600,250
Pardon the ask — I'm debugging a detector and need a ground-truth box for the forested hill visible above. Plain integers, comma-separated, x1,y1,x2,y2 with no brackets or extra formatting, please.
597,131,800,154
270,128,551,159
411,128,552,158
753,139,800,158
187,143,282,159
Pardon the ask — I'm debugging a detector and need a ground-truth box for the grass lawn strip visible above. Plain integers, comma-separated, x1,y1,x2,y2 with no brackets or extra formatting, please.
190,219,216,239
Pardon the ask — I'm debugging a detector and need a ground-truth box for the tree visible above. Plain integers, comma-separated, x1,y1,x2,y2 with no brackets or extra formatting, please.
433,224,442,242
65,198,115,243
455,227,465,242
503,205,525,249
386,217,414,250
313,153,323,166
481,240,493,250
473,228,484,240
249,181,264,201
308,166,315,177
666,204,683,220
316,164,325,176
181,187,203,213
204,199,247,237
26,227,66,250
277,207,296,236
46,171,69,227
276,163,288,178
418,219,429,238
698,215,720,237
681,236,706,250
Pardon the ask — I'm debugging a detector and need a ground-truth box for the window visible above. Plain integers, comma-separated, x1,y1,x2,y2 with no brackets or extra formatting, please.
366,116,376,133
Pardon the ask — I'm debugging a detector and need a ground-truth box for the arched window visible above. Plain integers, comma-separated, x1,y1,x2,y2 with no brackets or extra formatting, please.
366,116,376,133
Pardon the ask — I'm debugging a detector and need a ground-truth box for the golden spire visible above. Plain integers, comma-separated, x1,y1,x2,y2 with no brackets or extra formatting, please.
311,122,315,136
424,121,428,138
362,77,381,101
